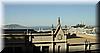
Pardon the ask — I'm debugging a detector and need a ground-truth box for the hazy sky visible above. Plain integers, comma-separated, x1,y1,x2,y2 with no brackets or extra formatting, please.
4,3,96,26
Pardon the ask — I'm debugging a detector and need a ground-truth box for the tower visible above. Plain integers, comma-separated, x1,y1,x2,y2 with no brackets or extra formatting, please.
51,24,54,31
57,17,61,25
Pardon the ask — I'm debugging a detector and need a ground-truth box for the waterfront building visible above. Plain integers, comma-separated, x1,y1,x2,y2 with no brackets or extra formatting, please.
2,17,71,53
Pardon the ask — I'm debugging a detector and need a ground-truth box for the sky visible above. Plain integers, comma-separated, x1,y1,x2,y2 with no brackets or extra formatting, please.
4,2,96,26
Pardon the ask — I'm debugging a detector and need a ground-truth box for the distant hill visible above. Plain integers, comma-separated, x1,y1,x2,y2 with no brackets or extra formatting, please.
4,24,30,29
3,24,52,30
3,24,68,30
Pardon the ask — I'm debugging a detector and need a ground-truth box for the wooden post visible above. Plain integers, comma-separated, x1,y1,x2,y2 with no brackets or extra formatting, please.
85,44,88,53
88,41,91,53
67,43,69,53
51,27,55,53
65,25,68,53
84,39,88,53
65,35,67,53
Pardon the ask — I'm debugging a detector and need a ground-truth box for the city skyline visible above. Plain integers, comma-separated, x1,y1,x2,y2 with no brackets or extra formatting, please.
4,3,96,26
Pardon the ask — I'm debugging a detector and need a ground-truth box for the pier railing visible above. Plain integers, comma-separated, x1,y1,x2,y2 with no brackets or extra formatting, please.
67,42,100,53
